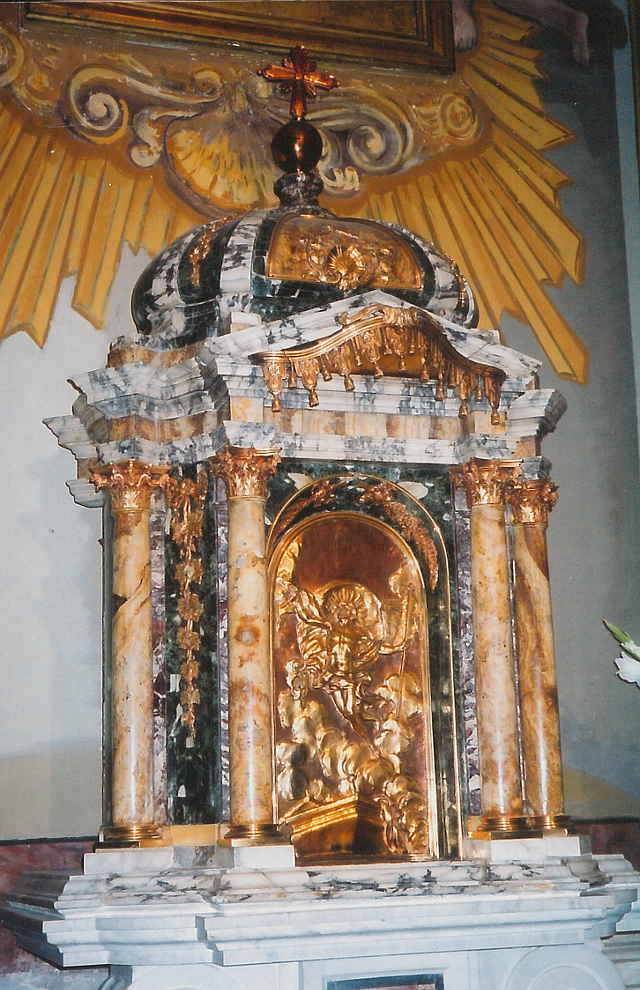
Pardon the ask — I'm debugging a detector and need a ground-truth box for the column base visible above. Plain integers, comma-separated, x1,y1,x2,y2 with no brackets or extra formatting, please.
471,814,541,839
98,823,163,847
222,822,289,847
527,813,571,833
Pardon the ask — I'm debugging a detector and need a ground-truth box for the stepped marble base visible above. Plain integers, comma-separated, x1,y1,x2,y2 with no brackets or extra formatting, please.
1,843,640,990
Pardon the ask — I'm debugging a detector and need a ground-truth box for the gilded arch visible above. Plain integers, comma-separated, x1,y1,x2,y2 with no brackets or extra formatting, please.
267,474,461,861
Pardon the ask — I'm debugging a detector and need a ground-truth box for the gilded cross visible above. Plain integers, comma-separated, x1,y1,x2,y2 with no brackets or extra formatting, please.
258,45,339,120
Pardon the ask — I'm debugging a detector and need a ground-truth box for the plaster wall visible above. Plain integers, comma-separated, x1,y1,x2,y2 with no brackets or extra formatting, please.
503,11,640,816
0,252,148,839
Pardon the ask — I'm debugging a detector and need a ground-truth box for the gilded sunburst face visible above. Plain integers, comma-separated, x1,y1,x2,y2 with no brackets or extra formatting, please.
303,234,394,293
325,244,370,291
322,583,382,634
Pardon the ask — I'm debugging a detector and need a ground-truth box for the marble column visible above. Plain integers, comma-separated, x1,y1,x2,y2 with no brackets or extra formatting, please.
451,458,528,836
210,445,284,844
507,478,569,830
92,460,169,844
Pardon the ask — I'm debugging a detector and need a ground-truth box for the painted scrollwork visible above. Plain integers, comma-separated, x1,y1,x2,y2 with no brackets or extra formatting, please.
311,78,482,193
0,5,589,385
0,22,483,211
65,64,224,148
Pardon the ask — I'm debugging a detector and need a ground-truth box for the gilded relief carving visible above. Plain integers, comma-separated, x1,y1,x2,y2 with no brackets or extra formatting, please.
266,217,422,292
210,446,281,499
271,513,438,860
187,217,233,287
269,475,350,547
91,459,169,511
450,458,521,507
298,230,388,293
359,482,439,591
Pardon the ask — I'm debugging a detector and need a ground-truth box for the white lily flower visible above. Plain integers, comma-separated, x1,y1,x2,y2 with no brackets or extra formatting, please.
614,653,640,685
619,637,640,662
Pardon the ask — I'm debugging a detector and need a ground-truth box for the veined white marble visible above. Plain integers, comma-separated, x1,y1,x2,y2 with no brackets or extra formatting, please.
465,834,591,864
67,478,105,509
45,286,565,504
1,848,638,990
506,389,568,444
377,222,480,329
214,356,538,416
204,289,540,387
47,352,564,489
218,421,509,465
218,212,264,297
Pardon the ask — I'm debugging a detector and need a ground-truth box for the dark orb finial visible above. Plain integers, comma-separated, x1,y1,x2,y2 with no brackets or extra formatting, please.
271,117,323,174
258,45,339,182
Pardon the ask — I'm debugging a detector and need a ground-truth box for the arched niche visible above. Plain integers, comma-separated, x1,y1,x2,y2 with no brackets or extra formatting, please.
267,474,461,863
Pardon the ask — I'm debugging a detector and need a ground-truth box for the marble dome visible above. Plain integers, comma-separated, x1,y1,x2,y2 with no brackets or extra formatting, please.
131,170,478,350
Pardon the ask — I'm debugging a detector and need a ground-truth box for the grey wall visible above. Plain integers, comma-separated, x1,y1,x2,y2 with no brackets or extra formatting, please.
503,9,640,816
0,252,148,840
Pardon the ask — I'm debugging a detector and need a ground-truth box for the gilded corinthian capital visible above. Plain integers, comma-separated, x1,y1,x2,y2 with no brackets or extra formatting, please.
91,459,169,511
211,446,281,498
450,458,521,507
507,478,558,525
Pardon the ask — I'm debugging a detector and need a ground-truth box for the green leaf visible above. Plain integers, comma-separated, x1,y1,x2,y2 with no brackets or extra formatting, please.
603,618,632,644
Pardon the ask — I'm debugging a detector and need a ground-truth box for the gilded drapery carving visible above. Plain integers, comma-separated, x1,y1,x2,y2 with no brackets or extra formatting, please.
253,305,505,422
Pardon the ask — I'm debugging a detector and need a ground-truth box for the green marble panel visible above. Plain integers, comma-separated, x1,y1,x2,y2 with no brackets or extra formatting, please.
165,471,222,824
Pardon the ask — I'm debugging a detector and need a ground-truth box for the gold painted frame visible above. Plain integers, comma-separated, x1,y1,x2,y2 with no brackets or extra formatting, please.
23,1,455,73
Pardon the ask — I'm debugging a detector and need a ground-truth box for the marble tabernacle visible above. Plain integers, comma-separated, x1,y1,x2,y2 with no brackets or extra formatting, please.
3,45,640,990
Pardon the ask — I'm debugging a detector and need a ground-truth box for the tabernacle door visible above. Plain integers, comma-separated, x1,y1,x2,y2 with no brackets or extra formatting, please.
270,510,439,863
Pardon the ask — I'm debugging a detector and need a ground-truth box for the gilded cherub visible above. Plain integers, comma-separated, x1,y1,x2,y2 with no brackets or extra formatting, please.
276,551,418,739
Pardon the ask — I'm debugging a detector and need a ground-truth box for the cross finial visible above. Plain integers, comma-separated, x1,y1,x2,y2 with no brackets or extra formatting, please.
258,45,339,120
